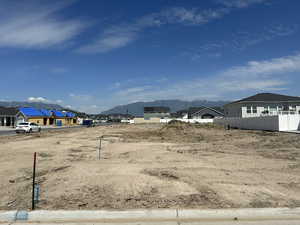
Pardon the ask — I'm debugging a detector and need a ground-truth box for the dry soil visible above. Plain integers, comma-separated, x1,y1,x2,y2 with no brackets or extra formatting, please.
0,122,300,210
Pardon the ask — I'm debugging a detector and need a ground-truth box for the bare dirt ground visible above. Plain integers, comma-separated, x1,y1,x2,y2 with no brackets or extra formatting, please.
0,122,300,210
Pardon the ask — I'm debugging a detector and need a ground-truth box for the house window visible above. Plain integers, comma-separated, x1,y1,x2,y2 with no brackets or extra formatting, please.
290,106,296,111
278,106,283,111
246,106,251,114
252,106,257,114
263,106,268,113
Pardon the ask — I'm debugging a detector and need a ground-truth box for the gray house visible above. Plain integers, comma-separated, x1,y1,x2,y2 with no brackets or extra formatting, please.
173,107,224,119
224,93,300,118
188,107,224,119
0,107,23,127
144,107,170,119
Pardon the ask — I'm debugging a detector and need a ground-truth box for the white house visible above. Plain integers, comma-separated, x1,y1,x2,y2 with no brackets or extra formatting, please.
224,93,300,118
216,93,300,132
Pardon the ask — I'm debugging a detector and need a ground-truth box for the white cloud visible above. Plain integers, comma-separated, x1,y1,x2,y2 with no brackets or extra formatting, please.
0,0,87,49
216,0,270,8
27,97,65,105
190,24,299,58
77,7,229,53
116,86,152,96
75,104,106,114
77,25,139,53
222,54,300,78
69,93,93,102
78,0,269,54
27,97,48,102
107,53,300,104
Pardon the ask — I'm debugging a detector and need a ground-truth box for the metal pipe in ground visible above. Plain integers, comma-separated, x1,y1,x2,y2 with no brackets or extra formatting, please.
31,152,37,210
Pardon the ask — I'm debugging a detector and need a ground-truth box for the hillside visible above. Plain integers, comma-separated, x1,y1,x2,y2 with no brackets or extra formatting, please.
0,101,64,110
101,99,229,116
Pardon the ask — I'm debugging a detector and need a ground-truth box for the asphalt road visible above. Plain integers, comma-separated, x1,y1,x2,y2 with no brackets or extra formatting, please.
0,123,116,137
0,126,81,137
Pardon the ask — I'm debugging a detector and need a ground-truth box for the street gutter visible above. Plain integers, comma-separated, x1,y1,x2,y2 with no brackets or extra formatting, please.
0,208,300,223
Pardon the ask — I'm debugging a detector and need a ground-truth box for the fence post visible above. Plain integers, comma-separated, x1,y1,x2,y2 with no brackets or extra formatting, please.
32,152,37,210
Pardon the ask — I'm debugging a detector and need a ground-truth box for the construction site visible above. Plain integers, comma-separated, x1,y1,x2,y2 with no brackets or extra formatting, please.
0,122,300,210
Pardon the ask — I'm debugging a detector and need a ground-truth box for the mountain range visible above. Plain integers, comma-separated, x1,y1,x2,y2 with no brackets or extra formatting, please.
101,99,229,116
0,101,65,110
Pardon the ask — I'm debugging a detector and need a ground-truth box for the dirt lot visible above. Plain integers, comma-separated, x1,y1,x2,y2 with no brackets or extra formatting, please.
0,122,300,210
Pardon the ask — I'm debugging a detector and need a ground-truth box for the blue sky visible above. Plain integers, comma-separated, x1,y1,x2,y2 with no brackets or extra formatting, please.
1,0,300,113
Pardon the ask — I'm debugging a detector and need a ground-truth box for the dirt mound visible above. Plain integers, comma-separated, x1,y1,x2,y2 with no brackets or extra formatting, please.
49,184,232,209
123,122,205,143
161,120,192,130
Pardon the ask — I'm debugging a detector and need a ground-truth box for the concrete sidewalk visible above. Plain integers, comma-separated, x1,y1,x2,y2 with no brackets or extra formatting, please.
0,208,300,224
0,126,14,131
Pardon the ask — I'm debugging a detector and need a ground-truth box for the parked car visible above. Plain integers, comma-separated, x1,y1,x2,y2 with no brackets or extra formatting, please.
15,122,41,133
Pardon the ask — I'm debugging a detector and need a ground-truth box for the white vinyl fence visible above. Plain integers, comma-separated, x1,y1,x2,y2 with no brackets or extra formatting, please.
214,114,300,132
160,118,213,124
278,114,300,131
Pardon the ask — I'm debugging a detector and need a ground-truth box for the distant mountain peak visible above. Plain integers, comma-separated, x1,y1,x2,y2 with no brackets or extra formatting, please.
101,99,229,116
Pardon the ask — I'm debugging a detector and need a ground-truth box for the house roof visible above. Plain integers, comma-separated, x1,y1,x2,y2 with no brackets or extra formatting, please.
19,107,75,118
188,106,224,115
144,106,170,113
20,107,44,117
228,93,300,105
52,110,65,117
0,107,18,116
40,109,52,117
66,112,76,118
190,106,224,116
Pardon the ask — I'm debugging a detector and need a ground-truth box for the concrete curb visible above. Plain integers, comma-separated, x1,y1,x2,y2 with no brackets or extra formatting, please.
178,207,300,220
0,208,300,223
28,209,177,222
0,211,17,222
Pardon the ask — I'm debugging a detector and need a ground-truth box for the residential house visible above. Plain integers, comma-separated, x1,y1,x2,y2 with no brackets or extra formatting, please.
188,107,224,119
0,107,19,127
19,107,48,125
108,113,134,122
65,112,77,125
172,107,224,119
51,110,76,126
171,109,189,119
144,106,170,119
224,93,300,118
18,107,77,126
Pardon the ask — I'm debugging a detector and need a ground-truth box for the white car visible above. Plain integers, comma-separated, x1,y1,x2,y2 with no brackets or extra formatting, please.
15,122,41,133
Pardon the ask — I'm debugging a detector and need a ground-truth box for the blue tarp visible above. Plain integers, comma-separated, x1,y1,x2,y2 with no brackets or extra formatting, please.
20,107,76,118
52,110,65,117
66,112,75,118
40,109,52,117
20,107,44,117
